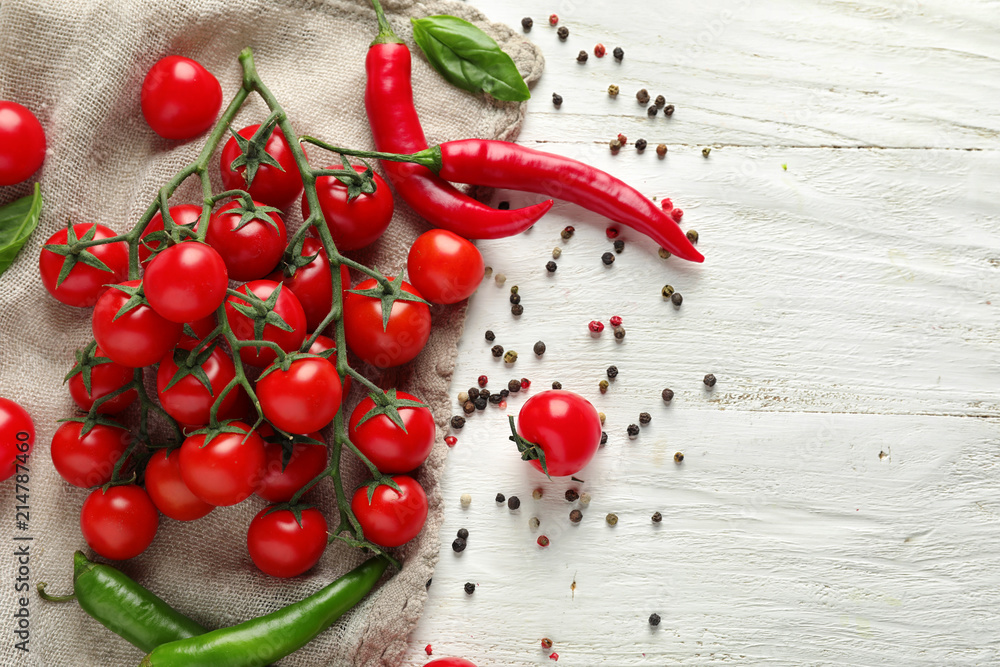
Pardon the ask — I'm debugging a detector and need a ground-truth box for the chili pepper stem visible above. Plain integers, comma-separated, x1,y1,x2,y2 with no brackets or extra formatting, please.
36,582,76,603
300,136,442,172
369,0,404,45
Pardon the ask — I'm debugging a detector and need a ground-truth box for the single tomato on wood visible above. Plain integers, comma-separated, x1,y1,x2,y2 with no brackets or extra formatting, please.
513,390,601,477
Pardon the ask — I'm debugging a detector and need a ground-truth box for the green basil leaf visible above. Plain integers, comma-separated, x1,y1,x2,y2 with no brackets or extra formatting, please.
0,184,43,278
410,15,531,102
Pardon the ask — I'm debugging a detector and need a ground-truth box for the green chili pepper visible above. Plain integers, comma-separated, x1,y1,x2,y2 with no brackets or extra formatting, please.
37,551,206,653
139,557,388,667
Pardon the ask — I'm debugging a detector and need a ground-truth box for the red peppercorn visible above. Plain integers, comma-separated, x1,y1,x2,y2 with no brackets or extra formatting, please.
589,320,605,333
671,208,684,221
499,400,507,409
520,377,532,389
478,375,488,387
537,535,550,547
425,645,433,656
445,436,457,447
610,315,622,327
549,13,558,25
617,133,628,146
605,227,619,239
594,43,606,58
550,653,559,661
660,198,673,211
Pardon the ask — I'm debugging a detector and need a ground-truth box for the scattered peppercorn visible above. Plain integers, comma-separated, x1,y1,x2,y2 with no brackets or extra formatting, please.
686,229,699,244
464,582,475,595
458,391,469,404
664,104,675,116
639,412,651,425
660,198,673,211
488,393,502,405
635,138,647,151
704,373,717,387
588,320,604,333
607,84,619,97
599,379,609,394
576,50,588,63
484,330,495,342
652,94,664,108
702,147,711,157
480,389,491,399
551,246,562,259
569,509,583,523
451,416,466,430
498,201,510,210
617,133,628,146
647,105,658,117
546,260,557,272
671,208,684,222
600,431,608,446
661,285,675,299
557,26,569,39
495,493,505,503
491,345,504,357
551,93,563,107
561,225,575,239
565,489,580,502
510,293,520,305
504,350,518,364
613,325,626,340
658,247,671,259
533,341,546,356
510,285,519,295
508,379,522,392
606,513,619,526
445,435,457,447
457,527,469,540
598,412,606,424
594,43,606,57
607,365,619,379
463,401,475,414
452,537,467,552
549,13,558,25
613,46,624,60
662,388,674,402
532,488,543,500
656,143,667,157
674,451,684,463
484,266,493,278
627,424,639,438
542,638,553,650
508,496,521,510
521,16,533,30
511,304,524,316
498,400,507,409
529,517,540,530
649,613,661,626
636,88,650,104
670,292,683,306
552,381,562,389
606,227,619,239
520,378,531,389
469,387,481,399
425,645,432,656
474,397,487,410
652,511,662,523
537,535,550,547
609,138,621,154
460,494,471,507
601,252,615,265
500,388,509,398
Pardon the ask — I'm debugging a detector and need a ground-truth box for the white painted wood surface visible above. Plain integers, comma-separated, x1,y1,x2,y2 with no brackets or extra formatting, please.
403,0,1000,665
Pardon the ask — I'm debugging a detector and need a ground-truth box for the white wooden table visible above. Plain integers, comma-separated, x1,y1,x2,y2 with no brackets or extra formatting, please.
404,1,1000,664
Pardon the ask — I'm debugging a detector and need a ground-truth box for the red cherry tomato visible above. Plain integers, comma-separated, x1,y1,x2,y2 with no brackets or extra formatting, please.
351,475,428,548
0,397,34,482
425,661,477,667
80,485,158,560
0,101,45,186
67,347,137,415
247,506,328,578
343,277,431,368
144,449,214,521
348,391,435,474
306,334,352,395
224,280,306,367
516,390,601,477
406,230,484,304
92,280,182,368
268,238,349,332
303,165,393,251
179,422,265,506
256,356,342,435
39,223,129,307
206,200,287,281
220,125,302,210
141,56,222,140
156,344,237,427
50,420,130,488
143,242,229,323
256,436,328,503
139,205,202,263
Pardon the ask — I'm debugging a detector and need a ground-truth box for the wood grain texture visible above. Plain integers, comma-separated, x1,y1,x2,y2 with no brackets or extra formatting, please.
403,0,1000,664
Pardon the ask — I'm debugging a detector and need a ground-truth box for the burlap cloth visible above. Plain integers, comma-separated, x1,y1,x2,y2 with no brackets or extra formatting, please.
0,0,542,664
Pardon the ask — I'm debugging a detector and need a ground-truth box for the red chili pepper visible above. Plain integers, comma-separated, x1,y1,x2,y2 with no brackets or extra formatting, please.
363,1,553,239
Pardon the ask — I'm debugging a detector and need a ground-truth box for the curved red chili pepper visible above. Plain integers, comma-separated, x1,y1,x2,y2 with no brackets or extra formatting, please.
363,4,553,239
435,140,703,262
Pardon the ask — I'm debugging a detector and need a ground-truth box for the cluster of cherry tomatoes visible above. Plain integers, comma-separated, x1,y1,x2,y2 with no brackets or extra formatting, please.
32,55,487,577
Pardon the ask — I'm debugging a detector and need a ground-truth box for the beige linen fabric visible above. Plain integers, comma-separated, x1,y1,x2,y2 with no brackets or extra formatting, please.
0,0,542,664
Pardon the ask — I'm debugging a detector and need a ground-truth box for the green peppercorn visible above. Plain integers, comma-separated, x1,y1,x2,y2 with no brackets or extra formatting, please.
635,138,647,151
464,582,475,595
552,381,562,389
639,412,651,425
495,493,505,503
606,513,619,526
508,496,521,510
552,93,563,107
451,416,466,430
661,284,674,299
546,260,557,272
613,46,624,60
656,143,667,158
664,104,675,116
557,26,569,39
609,138,622,154
533,341,546,356
600,431,608,446
577,50,589,63
601,252,615,265
613,239,625,253
627,424,639,438
491,344,504,357
702,147,711,157
552,247,562,259
674,451,684,463
561,225,575,240
686,229,699,244
521,16,533,30
569,509,583,523
652,511,662,523
463,401,475,414
662,388,674,402
613,325,626,340
598,412,606,424
599,379,609,393
636,88,650,104
647,105,658,117
704,373,716,387
508,379,522,392
608,84,620,97
510,293,521,305
565,489,579,502
474,397,487,410
671,292,683,306
504,350,518,364
510,285,519,295
485,330,495,341
658,247,671,259
511,304,524,316
607,365,618,379
649,613,661,626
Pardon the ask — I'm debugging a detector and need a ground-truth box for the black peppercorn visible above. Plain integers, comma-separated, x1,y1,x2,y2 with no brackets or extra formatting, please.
495,493,505,503
557,26,569,39
655,94,665,108
601,252,615,265
451,416,466,429
607,365,618,379
500,388,510,398
533,341,546,356
508,379,522,392
546,260,557,272
491,344,504,357
457,527,469,539
480,389,491,399
664,104,675,116
464,582,476,595
613,239,624,253
569,509,583,523
468,387,480,401
452,537,467,552
649,613,661,626
652,511,662,523
521,16,533,30
704,373,717,387
565,489,580,502
671,292,683,306
474,397,487,410
613,46,624,60
656,143,667,157
635,138,647,151
485,330,495,341
613,325,626,340
662,388,674,402
508,496,521,510
509,293,521,306
577,50,588,63
600,431,608,446
488,393,502,405
498,201,510,210
627,424,639,437
636,88,650,104
552,93,563,107
552,381,562,389
647,105,658,117
463,401,475,414
639,412,651,425
511,304,524,316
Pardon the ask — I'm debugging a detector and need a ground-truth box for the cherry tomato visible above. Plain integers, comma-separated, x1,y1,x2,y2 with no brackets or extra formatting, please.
0,101,45,186
143,242,228,323
39,223,129,307
179,421,265,506
141,56,222,140
268,238,349,332
515,390,601,477
351,475,428,548
139,205,202,263
224,280,306,367
67,347,137,415
156,344,237,427
348,391,435,474
256,435,328,503
406,230,484,304
425,661,477,667
306,334,352,395
256,356,341,435
179,313,218,347
220,125,302,210
80,485,158,560
144,449,214,521
303,165,393,251
247,506,328,578
343,277,431,368
0,397,33,482
50,420,131,488
206,200,287,281
92,280,182,368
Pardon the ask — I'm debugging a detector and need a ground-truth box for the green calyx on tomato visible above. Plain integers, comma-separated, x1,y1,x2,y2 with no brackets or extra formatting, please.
323,155,380,201
259,427,325,471
217,196,283,233
159,343,221,395
64,340,118,396
347,276,430,331
507,414,551,478
227,281,295,340
185,418,254,449
43,220,119,289
354,388,427,433
225,113,285,189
